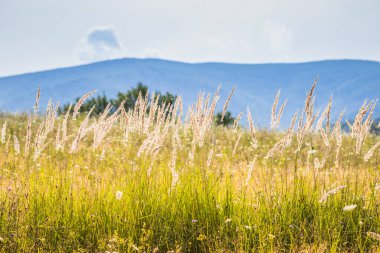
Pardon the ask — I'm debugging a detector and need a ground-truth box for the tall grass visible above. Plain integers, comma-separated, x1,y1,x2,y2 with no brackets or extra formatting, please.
0,82,380,252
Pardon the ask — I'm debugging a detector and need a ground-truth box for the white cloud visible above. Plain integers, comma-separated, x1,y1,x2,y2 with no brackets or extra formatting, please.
263,21,294,52
1,0,380,75
77,27,124,62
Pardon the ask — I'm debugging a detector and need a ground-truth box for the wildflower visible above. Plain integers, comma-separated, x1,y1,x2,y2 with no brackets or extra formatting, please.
115,191,123,200
244,225,252,230
192,219,198,223
343,204,357,212
367,231,380,241
196,233,207,241
225,218,232,223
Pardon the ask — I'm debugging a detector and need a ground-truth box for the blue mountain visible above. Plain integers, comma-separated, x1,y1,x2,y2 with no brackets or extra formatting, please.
0,58,379,127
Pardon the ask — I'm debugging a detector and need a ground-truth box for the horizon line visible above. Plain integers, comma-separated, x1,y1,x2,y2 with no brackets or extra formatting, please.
1,57,379,79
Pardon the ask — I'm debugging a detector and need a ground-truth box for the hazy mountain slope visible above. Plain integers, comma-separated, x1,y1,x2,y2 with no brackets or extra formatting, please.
0,58,379,127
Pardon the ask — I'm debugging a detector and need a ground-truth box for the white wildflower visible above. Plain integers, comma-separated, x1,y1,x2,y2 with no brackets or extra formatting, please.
367,231,380,241
343,204,357,212
115,191,123,200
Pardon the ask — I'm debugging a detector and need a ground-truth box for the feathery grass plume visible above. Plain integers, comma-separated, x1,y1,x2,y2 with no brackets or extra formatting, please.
245,158,256,186
55,124,61,151
304,77,318,115
24,115,32,157
265,138,283,159
58,103,72,151
350,99,370,133
271,89,280,129
296,113,305,152
72,89,97,120
314,157,322,169
33,100,57,161
147,92,159,127
187,86,220,148
33,121,45,160
247,108,258,148
221,85,236,122
44,99,59,133
314,147,331,169
99,139,110,161
34,86,41,118
233,112,243,133
169,95,183,127
1,121,7,144
350,99,377,154
70,105,96,153
271,89,288,129
333,109,345,168
275,99,287,128
284,111,298,146
147,145,162,177
170,169,179,190
93,101,124,149
316,96,332,132
320,128,330,148
319,185,346,203
265,111,298,159
137,109,171,158
367,231,380,241
325,96,333,133
5,135,10,153
232,132,243,156
139,90,149,132
13,135,20,155
207,148,213,168
307,107,320,132
364,140,380,162
169,131,180,191
302,77,319,133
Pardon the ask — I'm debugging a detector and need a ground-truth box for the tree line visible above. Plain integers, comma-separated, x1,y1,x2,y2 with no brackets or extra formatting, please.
59,83,235,126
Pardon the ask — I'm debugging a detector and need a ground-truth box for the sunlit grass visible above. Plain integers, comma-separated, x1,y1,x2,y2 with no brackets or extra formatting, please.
0,115,380,252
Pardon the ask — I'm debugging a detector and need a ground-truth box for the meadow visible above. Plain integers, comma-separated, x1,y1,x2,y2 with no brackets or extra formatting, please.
1,80,380,252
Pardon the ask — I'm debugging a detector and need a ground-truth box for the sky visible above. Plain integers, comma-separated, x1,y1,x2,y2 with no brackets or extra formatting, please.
0,0,379,76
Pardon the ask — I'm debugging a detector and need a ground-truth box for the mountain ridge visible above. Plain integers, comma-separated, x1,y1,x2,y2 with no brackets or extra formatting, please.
1,57,380,127
3,58,379,78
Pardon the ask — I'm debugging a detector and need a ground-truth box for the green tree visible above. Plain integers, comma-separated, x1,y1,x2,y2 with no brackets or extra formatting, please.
59,83,177,116
111,83,177,112
214,111,235,127
112,82,149,111
370,118,380,135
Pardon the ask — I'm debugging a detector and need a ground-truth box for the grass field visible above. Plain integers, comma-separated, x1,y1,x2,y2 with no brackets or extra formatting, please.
1,82,380,252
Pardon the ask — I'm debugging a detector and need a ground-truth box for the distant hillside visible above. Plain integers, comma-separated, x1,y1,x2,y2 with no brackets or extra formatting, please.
0,58,380,127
